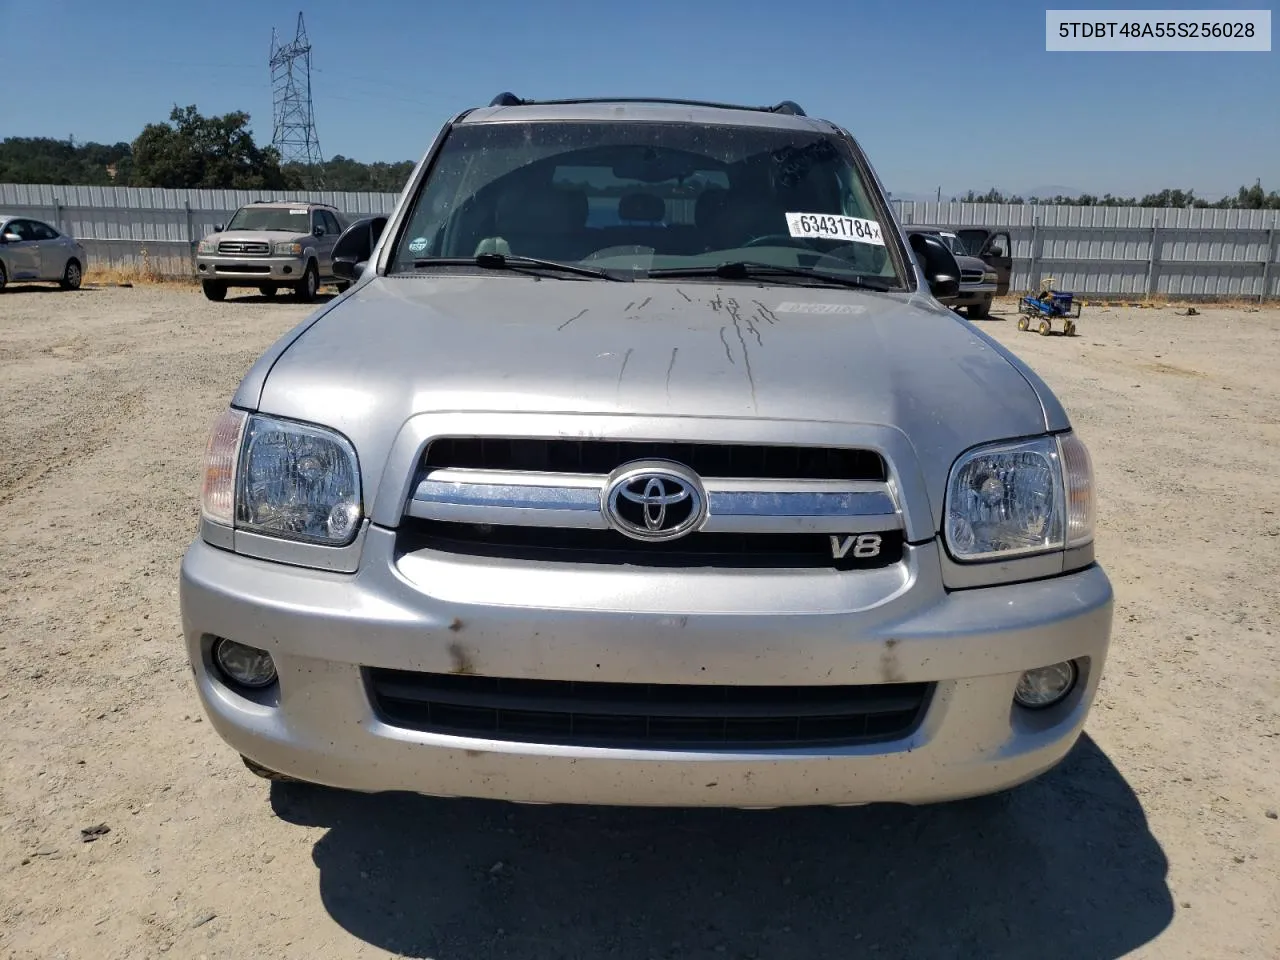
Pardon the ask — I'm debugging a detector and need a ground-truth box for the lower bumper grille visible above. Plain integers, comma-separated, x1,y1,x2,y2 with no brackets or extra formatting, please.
366,669,933,748
215,264,271,274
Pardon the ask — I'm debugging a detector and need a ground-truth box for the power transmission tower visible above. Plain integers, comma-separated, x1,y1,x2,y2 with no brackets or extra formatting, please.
270,12,324,186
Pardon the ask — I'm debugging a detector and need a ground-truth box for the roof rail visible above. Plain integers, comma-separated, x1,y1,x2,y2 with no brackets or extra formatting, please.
771,100,806,116
485,94,806,117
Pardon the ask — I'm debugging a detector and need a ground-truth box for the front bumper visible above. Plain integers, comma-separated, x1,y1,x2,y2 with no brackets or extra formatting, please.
953,282,997,307
196,255,307,283
180,526,1113,807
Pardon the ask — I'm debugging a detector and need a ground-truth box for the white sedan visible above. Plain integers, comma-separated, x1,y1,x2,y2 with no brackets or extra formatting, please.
0,215,87,292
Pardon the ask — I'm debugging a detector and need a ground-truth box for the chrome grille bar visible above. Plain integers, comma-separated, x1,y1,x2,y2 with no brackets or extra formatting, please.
408,468,901,534
217,240,271,256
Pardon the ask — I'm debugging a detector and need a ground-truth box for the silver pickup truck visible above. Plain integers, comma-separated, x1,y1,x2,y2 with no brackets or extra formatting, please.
180,94,1112,809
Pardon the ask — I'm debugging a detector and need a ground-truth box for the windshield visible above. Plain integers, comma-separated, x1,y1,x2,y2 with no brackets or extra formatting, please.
938,233,969,256
390,121,905,287
225,207,311,233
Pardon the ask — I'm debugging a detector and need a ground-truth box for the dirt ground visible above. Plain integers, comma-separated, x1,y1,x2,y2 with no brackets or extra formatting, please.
1,284,1277,960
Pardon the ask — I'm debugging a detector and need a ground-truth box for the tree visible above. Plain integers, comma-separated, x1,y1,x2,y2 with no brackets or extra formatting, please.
285,155,415,192
129,105,292,189
0,136,131,185
956,183,1280,209
1229,179,1280,209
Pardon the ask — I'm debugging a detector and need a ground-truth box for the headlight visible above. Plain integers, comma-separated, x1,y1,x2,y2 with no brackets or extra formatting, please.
237,416,362,545
944,433,1094,562
273,241,303,256
199,410,362,547
197,240,217,254
982,271,998,283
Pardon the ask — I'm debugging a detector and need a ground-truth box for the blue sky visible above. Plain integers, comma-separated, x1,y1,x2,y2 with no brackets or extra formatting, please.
1,0,1274,198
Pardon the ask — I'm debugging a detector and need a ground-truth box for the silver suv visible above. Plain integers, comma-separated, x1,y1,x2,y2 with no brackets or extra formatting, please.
180,94,1113,808
195,200,347,302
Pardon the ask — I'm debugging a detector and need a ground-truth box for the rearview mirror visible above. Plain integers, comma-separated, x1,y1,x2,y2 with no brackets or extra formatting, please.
909,232,961,301
332,215,388,281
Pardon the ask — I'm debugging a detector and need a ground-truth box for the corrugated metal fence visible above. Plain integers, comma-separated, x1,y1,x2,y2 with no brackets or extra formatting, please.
896,201,1279,300
3,183,1277,299
0,183,398,277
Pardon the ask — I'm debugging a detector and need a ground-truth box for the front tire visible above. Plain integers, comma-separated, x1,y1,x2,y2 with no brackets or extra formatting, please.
293,262,319,302
966,297,991,319
241,755,302,783
60,258,83,291
0,262,7,293
202,280,228,301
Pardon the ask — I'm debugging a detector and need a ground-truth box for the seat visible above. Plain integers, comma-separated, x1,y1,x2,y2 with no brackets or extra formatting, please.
477,188,589,260
701,189,789,251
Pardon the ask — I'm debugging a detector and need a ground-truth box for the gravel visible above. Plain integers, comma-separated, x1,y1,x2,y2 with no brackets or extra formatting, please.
1,285,1278,959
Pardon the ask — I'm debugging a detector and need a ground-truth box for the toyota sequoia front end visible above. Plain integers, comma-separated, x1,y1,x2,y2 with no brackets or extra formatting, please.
179,95,1112,807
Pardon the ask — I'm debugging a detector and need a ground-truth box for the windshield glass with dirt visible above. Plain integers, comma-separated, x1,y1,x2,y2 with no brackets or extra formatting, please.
391,120,906,287
225,207,311,233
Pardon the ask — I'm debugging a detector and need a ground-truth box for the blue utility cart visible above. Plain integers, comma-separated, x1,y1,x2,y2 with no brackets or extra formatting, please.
1017,279,1081,336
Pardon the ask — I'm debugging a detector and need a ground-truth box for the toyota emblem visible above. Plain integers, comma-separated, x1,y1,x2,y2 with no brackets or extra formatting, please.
602,461,707,542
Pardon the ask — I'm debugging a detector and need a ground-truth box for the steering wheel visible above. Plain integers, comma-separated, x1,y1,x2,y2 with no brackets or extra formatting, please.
743,233,811,249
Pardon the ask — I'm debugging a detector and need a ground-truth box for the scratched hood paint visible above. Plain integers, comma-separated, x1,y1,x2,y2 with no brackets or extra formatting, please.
255,274,1047,510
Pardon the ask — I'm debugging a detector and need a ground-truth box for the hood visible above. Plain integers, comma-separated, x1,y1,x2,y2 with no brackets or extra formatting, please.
209,229,310,244
251,275,1049,518
956,254,991,273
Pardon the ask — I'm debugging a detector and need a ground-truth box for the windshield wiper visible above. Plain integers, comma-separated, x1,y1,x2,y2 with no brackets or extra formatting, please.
647,261,897,292
412,252,626,281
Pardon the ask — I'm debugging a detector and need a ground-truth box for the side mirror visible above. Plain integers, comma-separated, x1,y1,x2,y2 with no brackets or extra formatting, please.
987,245,1006,258
332,215,388,281
213,224,224,234
313,225,324,238
909,232,961,301
0,232,17,244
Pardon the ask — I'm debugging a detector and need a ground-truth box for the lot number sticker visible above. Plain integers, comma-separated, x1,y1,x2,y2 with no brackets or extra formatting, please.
785,212,885,246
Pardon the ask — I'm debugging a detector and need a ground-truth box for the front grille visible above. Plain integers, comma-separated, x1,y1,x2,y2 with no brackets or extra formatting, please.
960,269,985,283
400,519,903,570
366,669,933,748
217,240,270,256
423,438,886,482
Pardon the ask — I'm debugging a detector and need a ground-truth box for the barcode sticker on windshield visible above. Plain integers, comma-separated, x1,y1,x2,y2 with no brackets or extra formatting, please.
785,213,885,246
289,208,307,215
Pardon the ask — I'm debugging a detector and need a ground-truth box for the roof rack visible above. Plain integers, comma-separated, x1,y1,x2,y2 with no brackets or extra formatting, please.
487,93,806,117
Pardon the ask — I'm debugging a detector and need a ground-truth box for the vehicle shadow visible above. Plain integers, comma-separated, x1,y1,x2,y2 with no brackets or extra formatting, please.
0,284,81,294
270,735,1172,959
228,292,337,305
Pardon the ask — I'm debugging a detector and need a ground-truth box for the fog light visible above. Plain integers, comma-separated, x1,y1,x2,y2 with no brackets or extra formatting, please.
1014,660,1077,709
212,638,277,689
